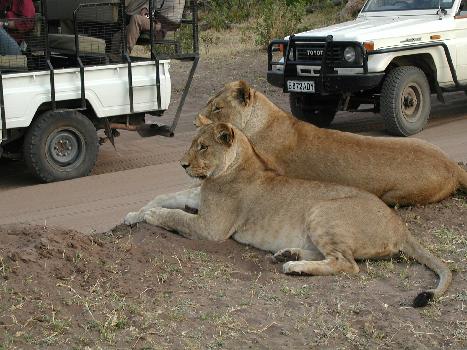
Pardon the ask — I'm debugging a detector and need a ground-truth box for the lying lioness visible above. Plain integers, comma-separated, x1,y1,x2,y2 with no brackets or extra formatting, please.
124,80,467,225
195,81,467,206
143,122,452,307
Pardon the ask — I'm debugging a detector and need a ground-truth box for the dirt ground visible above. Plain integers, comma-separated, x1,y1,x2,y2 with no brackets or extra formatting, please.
0,189,466,349
1,34,467,348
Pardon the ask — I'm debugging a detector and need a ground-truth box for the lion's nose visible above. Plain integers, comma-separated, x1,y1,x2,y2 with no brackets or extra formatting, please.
181,161,190,169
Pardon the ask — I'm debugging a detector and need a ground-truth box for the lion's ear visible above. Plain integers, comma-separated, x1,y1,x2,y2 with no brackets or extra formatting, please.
194,114,213,127
214,123,235,146
236,80,252,106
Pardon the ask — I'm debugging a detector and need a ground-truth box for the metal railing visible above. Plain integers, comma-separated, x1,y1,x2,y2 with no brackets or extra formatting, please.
0,0,200,144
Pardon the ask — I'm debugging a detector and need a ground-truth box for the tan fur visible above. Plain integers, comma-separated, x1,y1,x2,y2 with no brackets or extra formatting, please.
196,81,467,206
144,123,452,306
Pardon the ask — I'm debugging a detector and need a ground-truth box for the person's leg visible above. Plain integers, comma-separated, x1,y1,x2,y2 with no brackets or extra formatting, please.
126,14,150,53
0,28,21,55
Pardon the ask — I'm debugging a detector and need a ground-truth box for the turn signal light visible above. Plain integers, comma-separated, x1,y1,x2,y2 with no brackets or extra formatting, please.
364,41,374,52
430,34,441,40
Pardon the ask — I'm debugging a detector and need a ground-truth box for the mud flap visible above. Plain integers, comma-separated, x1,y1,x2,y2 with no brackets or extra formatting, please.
103,118,116,149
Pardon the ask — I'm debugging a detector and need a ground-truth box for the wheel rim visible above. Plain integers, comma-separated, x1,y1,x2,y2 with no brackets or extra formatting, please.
46,128,85,169
400,82,422,122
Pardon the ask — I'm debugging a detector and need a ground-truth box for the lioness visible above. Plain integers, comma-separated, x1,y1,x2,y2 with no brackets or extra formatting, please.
143,122,452,307
124,80,467,225
195,81,467,206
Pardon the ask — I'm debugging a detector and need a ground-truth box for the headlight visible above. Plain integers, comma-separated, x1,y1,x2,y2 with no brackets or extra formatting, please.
344,46,356,63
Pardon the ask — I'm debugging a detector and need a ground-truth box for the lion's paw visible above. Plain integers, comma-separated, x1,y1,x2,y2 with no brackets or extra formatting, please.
273,249,300,263
282,261,308,275
124,211,142,226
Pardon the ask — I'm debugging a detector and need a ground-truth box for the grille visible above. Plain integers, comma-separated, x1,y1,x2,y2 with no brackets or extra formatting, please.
295,45,343,63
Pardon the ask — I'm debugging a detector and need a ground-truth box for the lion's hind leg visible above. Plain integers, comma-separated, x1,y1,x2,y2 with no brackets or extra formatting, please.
283,203,361,276
282,251,359,276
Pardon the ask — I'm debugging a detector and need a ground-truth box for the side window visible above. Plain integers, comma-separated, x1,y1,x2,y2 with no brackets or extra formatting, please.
458,0,467,16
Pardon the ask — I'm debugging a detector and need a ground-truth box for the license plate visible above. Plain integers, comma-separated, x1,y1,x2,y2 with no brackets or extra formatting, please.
287,80,315,93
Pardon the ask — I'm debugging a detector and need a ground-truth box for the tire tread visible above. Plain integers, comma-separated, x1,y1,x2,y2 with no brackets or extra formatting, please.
380,66,430,136
23,110,98,182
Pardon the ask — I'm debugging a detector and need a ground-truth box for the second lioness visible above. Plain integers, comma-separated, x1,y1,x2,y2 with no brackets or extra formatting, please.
144,122,452,307
196,81,467,206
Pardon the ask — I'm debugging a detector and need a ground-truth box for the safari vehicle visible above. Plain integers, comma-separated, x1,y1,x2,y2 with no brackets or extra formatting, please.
267,0,467,136
0,0,199,182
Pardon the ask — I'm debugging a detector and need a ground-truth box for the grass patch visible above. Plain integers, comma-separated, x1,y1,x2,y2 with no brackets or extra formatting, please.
0,256,10,277
430,227,467,271
364,259,396,279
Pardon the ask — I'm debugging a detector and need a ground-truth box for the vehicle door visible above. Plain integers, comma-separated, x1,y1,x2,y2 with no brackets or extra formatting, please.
455,0,467,83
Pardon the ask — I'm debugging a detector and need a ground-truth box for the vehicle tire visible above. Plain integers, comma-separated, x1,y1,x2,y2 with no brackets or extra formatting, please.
380,66,431,136
289,93,337,128
23,110,99,182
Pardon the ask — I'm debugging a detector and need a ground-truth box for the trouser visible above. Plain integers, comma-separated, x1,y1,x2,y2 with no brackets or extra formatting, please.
126,14,150,52
112,14,165,55
0,28,21,55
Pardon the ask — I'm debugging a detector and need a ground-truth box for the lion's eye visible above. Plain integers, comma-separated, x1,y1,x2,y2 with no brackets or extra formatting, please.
212,105,222,113
198,144,208,151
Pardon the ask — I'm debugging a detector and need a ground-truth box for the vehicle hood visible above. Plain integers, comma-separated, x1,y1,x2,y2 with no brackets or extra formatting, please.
293,15,454,48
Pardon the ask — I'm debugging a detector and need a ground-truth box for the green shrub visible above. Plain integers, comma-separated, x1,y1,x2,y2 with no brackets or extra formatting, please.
253,0,307,48
201,0,260,30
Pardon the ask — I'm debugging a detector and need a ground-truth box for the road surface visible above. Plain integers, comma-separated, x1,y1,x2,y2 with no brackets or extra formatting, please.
0,91,466,234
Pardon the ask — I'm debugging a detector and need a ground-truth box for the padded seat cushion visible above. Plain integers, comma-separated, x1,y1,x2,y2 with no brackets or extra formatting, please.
158,0,185,25
46,0,119,23
0,55,28,70
48,34,106,55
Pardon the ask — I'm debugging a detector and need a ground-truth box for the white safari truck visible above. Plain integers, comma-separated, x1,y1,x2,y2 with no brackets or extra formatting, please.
0,0,199,182
267,0,467,136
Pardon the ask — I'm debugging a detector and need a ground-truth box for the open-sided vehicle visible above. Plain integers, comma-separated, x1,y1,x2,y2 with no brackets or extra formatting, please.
0,0,199,182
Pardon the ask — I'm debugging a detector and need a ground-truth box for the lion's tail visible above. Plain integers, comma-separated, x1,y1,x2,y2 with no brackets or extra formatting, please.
401,235,452,308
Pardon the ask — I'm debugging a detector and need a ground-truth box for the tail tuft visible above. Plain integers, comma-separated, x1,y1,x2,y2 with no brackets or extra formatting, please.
413,291,434,308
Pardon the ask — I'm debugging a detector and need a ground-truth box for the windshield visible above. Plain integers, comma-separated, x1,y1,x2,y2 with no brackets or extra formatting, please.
362,0,455,11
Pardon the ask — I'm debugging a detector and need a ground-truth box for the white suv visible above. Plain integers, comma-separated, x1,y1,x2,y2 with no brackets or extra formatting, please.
267,0,467,136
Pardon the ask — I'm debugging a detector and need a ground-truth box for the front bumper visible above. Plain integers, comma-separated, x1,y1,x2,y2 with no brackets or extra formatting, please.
267,69,385,93
268,36,384,95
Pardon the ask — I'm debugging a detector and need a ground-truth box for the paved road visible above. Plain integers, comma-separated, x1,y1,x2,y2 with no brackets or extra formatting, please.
0,92,466,233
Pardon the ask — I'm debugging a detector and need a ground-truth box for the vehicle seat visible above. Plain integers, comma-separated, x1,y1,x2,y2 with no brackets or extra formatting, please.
45,0,117,57
0,55,28,71
48,34,106,55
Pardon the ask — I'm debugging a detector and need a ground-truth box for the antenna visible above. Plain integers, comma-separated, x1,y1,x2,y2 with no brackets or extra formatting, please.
437,0,447,19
